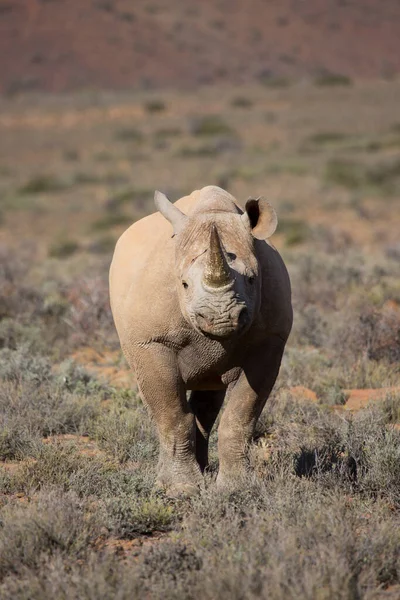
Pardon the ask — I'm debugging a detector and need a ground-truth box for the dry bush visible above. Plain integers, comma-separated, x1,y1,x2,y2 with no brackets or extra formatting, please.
64,275,117,349
0,489,102,581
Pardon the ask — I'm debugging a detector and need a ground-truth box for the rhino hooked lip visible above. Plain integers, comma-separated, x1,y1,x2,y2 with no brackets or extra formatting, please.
195,305,249,339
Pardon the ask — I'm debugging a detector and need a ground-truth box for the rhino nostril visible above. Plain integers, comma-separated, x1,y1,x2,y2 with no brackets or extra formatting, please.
197,312,213,324
238,307,248,326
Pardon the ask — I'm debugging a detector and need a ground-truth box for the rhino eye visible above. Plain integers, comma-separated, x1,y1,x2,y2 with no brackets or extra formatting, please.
248,276,255,285
182,281,189,289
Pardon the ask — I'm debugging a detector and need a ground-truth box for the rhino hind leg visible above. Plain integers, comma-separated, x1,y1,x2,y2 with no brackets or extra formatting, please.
189,389,226,472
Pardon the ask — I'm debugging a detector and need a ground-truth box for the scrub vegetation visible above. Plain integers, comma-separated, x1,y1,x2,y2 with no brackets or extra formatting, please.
0,79,399,599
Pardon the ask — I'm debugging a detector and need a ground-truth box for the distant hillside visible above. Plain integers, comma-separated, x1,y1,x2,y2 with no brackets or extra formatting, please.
1,0,400,94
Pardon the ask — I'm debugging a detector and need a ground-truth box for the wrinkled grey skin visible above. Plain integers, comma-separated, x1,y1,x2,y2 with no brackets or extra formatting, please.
109,186,292,495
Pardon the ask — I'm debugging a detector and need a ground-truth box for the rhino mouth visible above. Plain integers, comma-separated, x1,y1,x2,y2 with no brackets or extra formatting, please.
195,308,249,339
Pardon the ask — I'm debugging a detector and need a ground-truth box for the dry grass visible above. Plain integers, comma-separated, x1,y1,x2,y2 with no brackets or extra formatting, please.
0,79,399,598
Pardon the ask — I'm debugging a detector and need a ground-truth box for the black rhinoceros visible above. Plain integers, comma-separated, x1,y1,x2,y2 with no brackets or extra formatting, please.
109,185,292,495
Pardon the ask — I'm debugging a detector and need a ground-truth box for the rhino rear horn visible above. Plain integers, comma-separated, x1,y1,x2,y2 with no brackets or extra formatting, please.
203,225,232,288
154,190,187,235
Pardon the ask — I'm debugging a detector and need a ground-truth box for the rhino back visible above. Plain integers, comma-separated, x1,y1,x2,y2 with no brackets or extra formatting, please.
109,193,198,345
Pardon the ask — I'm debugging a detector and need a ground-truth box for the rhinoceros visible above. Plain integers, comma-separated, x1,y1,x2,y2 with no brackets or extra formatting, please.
109,185,292,495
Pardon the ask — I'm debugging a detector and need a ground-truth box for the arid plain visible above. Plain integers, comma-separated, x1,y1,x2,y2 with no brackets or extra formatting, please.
0,77,399,598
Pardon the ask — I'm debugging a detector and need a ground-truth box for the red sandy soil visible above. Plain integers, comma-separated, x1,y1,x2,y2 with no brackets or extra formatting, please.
344,387,400,411
1,0,400,94
98,531,168,557
290,385,400,412
71,347,135,389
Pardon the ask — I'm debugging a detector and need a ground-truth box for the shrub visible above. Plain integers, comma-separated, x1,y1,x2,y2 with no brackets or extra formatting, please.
278,218,310,246
91,410,156,463
48,239,79,259
64,275,117,348
91,213,132,231
114,128,143,142
0,489,102,580
144,100,166,113
0,347,52,384
231,96,253,108
324,158,364,189
189,115,234,136
106,495,174,538
314,72,352,86
304,131,350,146
18,175,68,195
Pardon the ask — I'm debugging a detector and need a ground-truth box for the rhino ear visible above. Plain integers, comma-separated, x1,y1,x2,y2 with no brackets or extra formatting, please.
154,190,187,234
242,197,278,240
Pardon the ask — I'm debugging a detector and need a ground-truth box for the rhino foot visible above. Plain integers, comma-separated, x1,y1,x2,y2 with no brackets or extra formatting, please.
156,461,203,498
156,479,201,498
216,469,247,491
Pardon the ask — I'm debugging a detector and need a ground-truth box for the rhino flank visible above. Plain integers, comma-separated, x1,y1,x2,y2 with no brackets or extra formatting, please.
109,186,292,495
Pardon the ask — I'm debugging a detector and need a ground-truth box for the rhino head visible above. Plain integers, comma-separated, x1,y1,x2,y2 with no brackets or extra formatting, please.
155,187,277,339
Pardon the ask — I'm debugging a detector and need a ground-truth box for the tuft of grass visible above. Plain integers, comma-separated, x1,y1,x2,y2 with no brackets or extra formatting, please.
0,489,102,580
56,359,111,399
324,158,364,189
154,127,182,139
144,99,166,113
278,217,310,246
48,239,79,259
114,127,143,142
231,96,253,108
90,389,156,463
106,495,175,538
258,74,290,88
18,175,69,195
91,213,132,231
314,72,352,86
87,235,116,255
189,115,234,137
325,158,400,193
304,131,350,146
105,187,153,211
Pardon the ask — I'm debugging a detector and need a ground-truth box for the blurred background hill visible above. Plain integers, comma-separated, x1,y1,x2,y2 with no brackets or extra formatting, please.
1,0,400,94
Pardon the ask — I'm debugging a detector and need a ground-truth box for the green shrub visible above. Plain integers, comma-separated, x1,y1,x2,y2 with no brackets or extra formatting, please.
314,72,352,86
56,359,111,399
87,235,116,255
278,218,310,246
18,175,68,195
190,115,233,136
144,100,166,113
106,495,174,538
231,96,253,108
91,213,132,231
114,128,143,142
48,239,79,259
304,131,350,146
0,490,102,579
324,158,364,189
91,409,156,463
154,127,182,139
259,74,290,88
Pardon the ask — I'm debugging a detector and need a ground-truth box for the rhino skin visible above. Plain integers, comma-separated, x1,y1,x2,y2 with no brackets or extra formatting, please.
109,185,292,495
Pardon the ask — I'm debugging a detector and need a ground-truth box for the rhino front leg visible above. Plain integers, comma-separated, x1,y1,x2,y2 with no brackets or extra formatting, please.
133,344,203,496
216,338,286,487
189,390,225,472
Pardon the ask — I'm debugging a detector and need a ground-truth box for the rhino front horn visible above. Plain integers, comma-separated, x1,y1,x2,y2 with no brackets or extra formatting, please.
203,224,232,288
